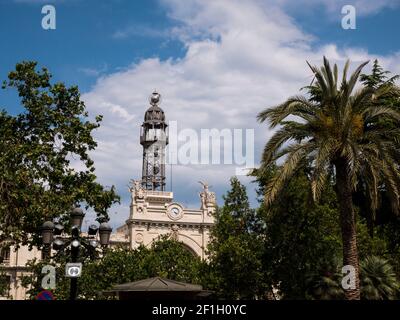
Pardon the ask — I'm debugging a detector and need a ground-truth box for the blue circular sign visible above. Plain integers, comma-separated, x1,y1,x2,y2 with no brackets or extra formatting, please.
36,290,55,300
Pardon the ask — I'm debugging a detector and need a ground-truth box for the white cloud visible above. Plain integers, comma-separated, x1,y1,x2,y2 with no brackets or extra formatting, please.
80,0,400,229
275,0,400,16
78,64,108,77
112,25,170,40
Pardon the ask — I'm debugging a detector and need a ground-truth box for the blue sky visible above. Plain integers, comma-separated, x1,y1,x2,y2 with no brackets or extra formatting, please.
0,0,185,112
1,0,400,227
292,5,400,55
2,0,399,112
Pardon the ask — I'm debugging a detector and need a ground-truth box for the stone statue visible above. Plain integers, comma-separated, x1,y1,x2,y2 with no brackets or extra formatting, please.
199,181,216,209
128,182,135,204
198,181,210,192
199,191,206,209
129,179,145,201
171,224,179,240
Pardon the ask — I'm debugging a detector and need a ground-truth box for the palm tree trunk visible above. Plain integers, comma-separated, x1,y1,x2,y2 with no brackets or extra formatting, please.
335,157,360,300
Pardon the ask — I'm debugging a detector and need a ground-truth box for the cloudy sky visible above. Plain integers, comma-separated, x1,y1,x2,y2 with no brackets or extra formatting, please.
1,0,400,228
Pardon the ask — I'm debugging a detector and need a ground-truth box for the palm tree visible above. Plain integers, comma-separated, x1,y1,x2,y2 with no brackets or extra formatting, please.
307,275,344,300
306,266,345,300
361,256,399,299
305,256,399,300
257,57,400,299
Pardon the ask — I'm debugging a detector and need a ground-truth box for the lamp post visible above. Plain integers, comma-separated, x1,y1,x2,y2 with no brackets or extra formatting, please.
41,206,112,300
41,221,55,260
99,222,112,246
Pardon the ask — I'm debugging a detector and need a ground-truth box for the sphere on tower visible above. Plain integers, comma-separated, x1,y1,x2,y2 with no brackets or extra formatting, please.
144,92,165,122
150,91,160,105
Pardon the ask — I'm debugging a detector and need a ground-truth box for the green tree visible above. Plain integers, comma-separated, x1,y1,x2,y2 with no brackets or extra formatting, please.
0,270,10,298
252,165,342,299
355,60,400,234
22,237,203,300
257,57,400,299
360,256,399,300
306,256,399,300
206,177,265,299
358,60,400,282
0,61,119,247
306,267,344,300
140,236,203,284
360,59,399,89
379,219,400,280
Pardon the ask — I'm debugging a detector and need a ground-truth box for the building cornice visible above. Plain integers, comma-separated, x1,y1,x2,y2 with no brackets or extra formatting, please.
126,219,213,229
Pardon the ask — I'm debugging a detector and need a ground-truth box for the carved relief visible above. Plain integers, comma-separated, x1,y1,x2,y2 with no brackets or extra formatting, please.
206,192,216,205
199,181,216,214
135,233,144,244
129,179,145,203
199,191,206,209
171,224,179,240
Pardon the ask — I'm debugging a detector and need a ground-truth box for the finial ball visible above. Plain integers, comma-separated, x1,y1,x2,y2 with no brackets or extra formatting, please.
150,91,161,105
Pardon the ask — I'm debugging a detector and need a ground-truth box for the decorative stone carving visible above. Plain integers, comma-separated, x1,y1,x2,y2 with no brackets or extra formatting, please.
129,185,135,204
171,224,179,240
199,181,216,214
129,179,145,202
199,191,206,209
135,233,144,243
206,192,216,205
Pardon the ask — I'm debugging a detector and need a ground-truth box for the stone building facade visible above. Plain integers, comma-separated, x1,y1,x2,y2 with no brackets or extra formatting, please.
0,245,42,300
115,180,216,259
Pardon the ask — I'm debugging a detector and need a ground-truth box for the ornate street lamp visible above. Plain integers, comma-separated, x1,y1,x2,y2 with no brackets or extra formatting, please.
99,222,112,246
88,224,98,236
54,224,64,236
70,206,85,229
41,221,55,245
41,221,55,260
40,206,112,300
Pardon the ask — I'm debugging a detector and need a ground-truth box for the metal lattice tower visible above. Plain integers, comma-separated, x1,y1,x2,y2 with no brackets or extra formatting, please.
140,91,168,191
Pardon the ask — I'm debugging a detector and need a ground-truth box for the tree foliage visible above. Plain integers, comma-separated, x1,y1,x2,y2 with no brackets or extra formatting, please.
0,61,119,247
252,162,399,300
0,270,10,298
305,255,400,300
257,57,400,299
252,164,342,299
360,255,399,299
206,177,265,299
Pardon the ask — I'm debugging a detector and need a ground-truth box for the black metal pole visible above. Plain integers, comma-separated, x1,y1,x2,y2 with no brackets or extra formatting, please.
43,244,51,261
69,246,79,300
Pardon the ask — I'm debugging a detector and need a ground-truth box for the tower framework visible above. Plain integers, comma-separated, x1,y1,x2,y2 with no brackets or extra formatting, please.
140,91,168,191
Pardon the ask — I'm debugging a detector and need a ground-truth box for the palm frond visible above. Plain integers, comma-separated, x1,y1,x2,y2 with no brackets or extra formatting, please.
261,122,311,164
264,142,312,206
310,139,336,201
257,96,317,127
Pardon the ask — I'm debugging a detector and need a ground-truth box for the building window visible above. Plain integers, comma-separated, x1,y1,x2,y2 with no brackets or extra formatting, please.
0,247,10,265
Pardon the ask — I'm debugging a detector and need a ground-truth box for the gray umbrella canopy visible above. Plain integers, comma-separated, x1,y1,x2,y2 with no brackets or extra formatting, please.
111,277,203,292
102,277,213,300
